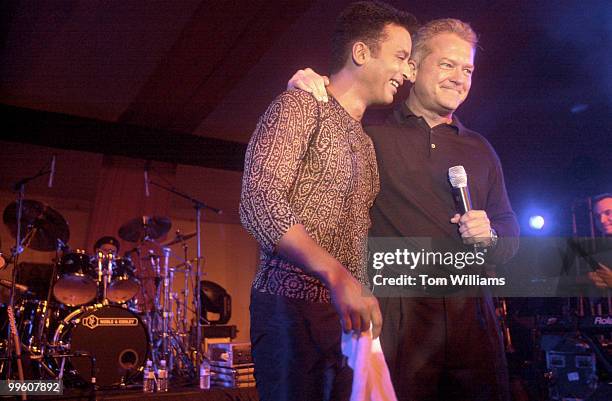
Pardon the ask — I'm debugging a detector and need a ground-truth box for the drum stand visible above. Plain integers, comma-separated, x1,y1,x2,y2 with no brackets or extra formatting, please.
145,178,222,378
145,246,194,377
143,252,173,367
160,247,171,364
175,251,192,353
33,350,97,387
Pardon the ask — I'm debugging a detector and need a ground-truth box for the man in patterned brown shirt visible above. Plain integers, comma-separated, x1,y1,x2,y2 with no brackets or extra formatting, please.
239,2,416,400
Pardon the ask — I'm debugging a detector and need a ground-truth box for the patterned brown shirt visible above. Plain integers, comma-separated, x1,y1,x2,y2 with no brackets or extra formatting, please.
240,89,379,303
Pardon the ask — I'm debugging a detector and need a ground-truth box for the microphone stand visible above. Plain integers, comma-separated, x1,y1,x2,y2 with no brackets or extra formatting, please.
7,163,53,393
146,179,222,376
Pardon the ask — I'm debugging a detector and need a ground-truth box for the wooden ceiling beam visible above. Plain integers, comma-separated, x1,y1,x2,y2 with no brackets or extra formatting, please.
1,103,246,171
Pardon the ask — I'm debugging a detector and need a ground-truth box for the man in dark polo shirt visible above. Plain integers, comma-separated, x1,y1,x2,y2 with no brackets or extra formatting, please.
289,17,519,401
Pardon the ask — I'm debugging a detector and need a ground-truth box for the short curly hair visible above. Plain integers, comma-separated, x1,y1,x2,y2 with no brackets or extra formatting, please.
330,1,418,74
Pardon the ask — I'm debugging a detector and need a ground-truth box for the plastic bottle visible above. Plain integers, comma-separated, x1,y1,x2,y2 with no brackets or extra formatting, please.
143,359,155,393
199,359,211,390
157,359,169,392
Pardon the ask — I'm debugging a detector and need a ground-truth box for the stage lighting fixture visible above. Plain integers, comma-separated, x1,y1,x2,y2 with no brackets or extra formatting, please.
529,215,545,230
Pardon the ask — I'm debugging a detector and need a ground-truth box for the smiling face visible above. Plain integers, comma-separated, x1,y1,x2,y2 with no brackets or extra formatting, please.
594,197,612,236
408,32,475,120
362,23,412,105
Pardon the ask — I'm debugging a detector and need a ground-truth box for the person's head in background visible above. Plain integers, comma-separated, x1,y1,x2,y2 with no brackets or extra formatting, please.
94,235,120,256
593,193,612,236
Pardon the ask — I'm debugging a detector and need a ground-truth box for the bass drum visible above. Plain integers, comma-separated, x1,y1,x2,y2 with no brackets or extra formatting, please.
52,305,148,387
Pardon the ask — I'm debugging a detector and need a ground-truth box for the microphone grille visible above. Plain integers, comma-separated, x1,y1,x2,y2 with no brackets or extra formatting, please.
448,165,467,188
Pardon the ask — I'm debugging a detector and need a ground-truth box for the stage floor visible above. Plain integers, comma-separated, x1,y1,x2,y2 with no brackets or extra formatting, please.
5,385,258,400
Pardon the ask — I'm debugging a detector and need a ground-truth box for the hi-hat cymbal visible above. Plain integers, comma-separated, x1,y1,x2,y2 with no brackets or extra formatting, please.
160,231,196,247
118,215,171,242
3,199,70,251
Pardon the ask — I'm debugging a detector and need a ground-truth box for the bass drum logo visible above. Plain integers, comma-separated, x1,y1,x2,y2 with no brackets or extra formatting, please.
81,314,138,329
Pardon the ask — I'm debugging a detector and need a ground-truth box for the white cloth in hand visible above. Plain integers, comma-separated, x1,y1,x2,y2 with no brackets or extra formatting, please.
341,328,398,401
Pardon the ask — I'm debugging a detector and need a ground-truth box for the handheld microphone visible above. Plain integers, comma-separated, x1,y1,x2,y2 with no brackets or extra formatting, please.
144,161,150,197
48,154,56,188
448,165,472,214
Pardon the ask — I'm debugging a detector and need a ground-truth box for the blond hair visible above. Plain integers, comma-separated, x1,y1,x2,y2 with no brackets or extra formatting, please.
411,18,478,64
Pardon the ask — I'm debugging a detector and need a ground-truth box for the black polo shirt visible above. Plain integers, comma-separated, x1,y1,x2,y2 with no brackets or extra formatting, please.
366,102,519,265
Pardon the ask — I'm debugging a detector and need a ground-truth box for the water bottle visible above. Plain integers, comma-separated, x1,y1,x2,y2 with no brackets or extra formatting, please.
143,359,155,393
157,359,169,392
199,359,211,390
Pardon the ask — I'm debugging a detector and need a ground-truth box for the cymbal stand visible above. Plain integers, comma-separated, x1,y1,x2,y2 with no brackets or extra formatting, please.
138,250,162,359
173,292,188,351
161,247,172,366
168,263,193,374
144,249,192,377
172,268,196,378
146,178,222,374
180,241,191,350
141,250,158,365
148,250,162,316
6,187,26,386
6,164,53,388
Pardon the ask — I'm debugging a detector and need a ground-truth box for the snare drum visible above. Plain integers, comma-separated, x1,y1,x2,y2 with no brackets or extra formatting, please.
53,251,97,306
52,304,149,386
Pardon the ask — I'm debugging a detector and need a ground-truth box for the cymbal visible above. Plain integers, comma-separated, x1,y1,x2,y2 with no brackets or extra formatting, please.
118,215,171,242
3,199,70,251
171,258,197,271
160,231,196,247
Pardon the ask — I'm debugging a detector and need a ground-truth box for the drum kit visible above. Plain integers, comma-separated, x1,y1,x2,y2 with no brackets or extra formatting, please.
1,199,205,388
